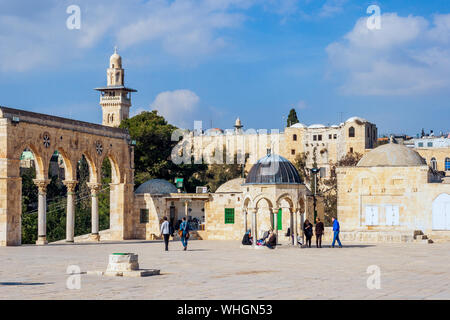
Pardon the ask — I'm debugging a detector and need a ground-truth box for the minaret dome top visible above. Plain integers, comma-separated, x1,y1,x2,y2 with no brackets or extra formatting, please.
110,47,122,69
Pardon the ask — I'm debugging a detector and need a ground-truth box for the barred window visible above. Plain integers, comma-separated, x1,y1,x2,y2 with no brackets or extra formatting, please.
140,209,149,223
224,208,235,224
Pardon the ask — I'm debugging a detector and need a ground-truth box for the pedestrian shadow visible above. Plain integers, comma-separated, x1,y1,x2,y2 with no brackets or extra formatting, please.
0,282,54,286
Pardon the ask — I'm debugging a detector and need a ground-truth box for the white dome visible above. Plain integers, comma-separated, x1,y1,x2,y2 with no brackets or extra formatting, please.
346,116,367,124
290,123,307,128
110,48,122,68
215,178,245,193
357,144,426,167
308,124,326,129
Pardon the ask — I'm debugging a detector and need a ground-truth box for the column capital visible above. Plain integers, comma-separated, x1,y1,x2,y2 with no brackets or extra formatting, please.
33,179,51,194
87,182,102,196
63,180,78,193
248,207,257,214
272,207,279,214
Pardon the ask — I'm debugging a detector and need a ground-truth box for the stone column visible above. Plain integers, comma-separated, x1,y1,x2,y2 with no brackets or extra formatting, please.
184,200,189,219
272,208,279,245
290,209,294,245
293,209,299,246
63,180,77,242
243,209,248,234
87,183,102,241
33,179,50,245
250,208,257,248
302,195,307,244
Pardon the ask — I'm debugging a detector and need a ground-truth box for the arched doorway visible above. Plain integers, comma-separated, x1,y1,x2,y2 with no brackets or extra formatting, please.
432,193,450,230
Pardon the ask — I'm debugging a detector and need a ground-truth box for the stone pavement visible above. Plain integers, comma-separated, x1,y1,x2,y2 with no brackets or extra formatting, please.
0,240,449,299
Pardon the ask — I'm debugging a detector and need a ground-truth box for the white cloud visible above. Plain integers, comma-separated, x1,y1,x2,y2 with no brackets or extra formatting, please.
295,100,308,110
326,13,450,96
319,0,347,18
116,1,239,57
0,0,316,72
150,89,200,127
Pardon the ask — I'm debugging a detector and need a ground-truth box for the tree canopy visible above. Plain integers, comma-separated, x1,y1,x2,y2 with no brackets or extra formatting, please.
287,108,299,127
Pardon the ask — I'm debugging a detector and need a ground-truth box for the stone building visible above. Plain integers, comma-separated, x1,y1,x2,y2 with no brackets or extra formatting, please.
336,142,450,243
180,116,377,178
411,137,450,176
133,179,209,240
133,155,323,244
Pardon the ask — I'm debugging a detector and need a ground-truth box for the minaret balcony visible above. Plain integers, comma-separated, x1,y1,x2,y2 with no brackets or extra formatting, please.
100,95,131,105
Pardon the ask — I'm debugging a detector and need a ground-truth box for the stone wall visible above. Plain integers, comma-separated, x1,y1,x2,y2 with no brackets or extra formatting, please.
337,165,450,235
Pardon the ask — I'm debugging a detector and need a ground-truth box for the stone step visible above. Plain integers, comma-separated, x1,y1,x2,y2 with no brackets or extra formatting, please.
414,238,433,244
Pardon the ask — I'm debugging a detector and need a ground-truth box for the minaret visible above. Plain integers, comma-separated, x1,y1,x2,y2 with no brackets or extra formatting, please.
95,47,137,127
234,117,243,134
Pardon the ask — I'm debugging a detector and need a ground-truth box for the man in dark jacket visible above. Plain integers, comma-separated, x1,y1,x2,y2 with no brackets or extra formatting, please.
315,218,324,248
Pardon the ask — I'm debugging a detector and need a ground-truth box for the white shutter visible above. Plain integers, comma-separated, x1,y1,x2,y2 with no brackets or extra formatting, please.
385,205,399,226
392,206,399,226
385,206,393,226
365,206,379,226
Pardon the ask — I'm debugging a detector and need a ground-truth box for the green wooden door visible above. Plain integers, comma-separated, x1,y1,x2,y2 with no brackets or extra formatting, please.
271,209,282,230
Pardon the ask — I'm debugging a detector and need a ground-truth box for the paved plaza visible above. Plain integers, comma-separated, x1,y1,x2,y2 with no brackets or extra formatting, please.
0,240,449,300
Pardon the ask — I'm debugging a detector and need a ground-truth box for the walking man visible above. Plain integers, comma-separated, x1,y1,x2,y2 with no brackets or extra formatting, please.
331,217,343,248
315,217,324,248
179,217,190,251
160,216,170,251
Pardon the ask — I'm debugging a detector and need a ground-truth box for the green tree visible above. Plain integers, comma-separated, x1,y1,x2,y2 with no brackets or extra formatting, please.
120,110,208,192
287,108,299,127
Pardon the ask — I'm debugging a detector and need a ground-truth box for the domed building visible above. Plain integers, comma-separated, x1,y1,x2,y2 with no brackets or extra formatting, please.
204,154,321,244
336,141,450,242
133,178,210,240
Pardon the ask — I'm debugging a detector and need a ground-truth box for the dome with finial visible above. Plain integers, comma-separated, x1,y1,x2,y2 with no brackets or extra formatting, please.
110,47,122,68
245,154,302,184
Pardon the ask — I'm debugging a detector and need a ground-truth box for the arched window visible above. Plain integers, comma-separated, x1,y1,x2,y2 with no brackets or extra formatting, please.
430,157,437,171
445,158,450,171
293,134,297,141
349,126,355,138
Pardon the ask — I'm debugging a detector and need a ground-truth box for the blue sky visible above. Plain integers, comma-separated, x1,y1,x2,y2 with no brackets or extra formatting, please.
0,0,449,136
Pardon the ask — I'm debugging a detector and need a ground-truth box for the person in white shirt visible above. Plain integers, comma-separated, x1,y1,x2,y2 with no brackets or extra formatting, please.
160,216,170,251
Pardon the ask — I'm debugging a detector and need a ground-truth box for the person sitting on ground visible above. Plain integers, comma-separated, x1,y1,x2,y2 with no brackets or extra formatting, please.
242,229,252,245
265,229,277,249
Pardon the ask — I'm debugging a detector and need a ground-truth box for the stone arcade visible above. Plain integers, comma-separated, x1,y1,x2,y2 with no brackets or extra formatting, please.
0,49,135,246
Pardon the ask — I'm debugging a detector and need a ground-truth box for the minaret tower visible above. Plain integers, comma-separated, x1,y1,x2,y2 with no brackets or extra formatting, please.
95,47,137,127
234,117,243,134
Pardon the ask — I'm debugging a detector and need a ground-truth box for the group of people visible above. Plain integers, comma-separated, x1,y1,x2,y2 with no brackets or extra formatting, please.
242,217,343,249
302,217,343,248
159,216,190,251
161,215,344,251
243,228,278,249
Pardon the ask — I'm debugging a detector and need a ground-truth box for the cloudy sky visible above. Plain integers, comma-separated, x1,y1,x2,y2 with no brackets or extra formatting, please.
0,0,449,136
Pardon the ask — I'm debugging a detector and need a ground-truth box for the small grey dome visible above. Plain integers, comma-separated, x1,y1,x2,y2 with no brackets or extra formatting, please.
357,143,426,167
135,179,178,194
245,154,302,184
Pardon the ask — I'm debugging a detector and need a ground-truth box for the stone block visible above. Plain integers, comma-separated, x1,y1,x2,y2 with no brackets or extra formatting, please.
106,253,139,272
